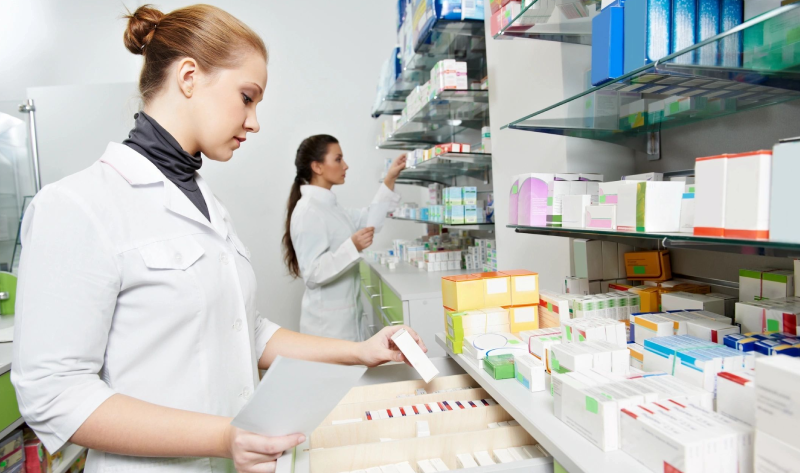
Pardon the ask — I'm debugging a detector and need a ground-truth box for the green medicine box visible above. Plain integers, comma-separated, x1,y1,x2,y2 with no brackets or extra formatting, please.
483,354,515,380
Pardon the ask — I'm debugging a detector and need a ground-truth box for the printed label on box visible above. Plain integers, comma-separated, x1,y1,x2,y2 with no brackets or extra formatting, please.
516,276,537,292
486,278,508,295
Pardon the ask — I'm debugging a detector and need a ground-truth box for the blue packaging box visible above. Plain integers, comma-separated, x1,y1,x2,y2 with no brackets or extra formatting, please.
671,0,698,62
592,3,625,86
720,0,743,67
624,0,672,73
695,0,720,65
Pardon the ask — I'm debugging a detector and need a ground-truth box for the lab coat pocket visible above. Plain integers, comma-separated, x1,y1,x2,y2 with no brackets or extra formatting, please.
138,235,205,270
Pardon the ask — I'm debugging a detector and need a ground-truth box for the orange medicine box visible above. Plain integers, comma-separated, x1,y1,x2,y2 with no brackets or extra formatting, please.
480,272,512,307
500,270,540,306
441,274,485,311
630,286,660,312
504,304,540,333
624,250,672,281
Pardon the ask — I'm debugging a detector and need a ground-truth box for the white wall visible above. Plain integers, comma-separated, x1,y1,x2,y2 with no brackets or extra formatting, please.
0,0,424,331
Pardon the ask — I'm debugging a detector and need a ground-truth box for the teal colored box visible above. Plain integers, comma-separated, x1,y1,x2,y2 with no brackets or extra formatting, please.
464,187,478,205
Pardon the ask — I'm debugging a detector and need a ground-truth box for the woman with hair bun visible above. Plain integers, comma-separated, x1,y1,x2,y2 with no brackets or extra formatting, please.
282,135,406,342
11,5,425,473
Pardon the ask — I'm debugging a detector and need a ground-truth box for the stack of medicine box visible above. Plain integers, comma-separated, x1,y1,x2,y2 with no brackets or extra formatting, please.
694,150,773,240
630,281,711,313
538,290,578,328
443,186,478,224
549,340,630,375
631,310,737,347
723,332,800,357
519,327,563,374
422,250,462,272
569,240,637,295
561,316,627,347
754,355,800,472
442,270,540,355
551,369,721,453
735,296,800,335
620,399,753,471
642,335,753,392
738,268,795,302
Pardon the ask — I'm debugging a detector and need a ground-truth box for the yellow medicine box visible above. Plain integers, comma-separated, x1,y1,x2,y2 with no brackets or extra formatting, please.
504,304,539,333
624,250,672,282
630,286,660,312
500,269,540,306
480,272,512,307
442,274,485,311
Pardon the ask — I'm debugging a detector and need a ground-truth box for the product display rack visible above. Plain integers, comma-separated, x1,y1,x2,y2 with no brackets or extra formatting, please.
508,225,800,257
391,216,495,231
378,90,490,150
51,443,87,473
502,4,800,151
493,1,594,45
372,19,487,118
435,333,649,473
398,152,493,184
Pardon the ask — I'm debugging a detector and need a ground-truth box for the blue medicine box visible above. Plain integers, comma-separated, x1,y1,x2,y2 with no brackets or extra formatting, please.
624,0,671,73
671,0,697,61
695,0,720,65
719,0,743,67
592,1,625,86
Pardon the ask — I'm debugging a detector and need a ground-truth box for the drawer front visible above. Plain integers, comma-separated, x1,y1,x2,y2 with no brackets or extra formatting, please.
379,281,404,325
0,371,21,432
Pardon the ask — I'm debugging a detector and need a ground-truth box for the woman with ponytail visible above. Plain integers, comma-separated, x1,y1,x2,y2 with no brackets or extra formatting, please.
11,5,425,473
283,135,406,342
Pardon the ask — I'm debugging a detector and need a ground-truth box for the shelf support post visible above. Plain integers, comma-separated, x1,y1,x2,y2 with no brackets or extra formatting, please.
646,131,660,160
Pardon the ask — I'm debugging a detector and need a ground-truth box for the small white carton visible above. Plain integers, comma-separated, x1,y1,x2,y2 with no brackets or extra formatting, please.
724,150,772,239
617,181,684,233
716,370,755,426
585,204,617,230
694,153,728,237
562,194,591,228
755,355,800,451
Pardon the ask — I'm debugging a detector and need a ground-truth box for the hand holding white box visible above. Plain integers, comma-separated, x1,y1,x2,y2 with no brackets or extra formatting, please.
391,329,439,383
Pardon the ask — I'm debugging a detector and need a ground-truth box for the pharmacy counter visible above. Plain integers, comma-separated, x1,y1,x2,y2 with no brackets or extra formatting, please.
360,259,470,358
278,356,553,473
362,258,470,301
435,333,649,473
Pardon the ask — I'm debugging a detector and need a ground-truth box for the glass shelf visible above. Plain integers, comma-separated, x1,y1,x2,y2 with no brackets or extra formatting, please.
378,90,490,149
502,4,800,149
372,20,487,117
393,216,495,230
494,0,595,45
509,224,800,257
399,152,493,182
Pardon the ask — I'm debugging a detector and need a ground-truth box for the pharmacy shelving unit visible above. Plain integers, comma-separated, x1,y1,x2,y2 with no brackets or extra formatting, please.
378,90,491,150
391,217,495,231
435,333,649,473
508,225,800,258
51,444,87,473
372,19,486,118
388,152,493,186
493,1,594,44
501,4,800,153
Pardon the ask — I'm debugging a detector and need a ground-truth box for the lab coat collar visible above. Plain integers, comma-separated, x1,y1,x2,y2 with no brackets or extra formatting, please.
300,184,337,206
100,142,228,240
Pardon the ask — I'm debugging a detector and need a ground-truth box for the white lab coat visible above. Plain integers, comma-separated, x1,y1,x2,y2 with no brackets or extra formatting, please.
12,143,279,472
291,184,399,342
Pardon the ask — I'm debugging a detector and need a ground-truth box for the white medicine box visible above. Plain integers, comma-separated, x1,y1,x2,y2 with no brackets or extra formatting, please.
769,138,800,243
617,181,684,233
694,154,727,237
724,150,772,239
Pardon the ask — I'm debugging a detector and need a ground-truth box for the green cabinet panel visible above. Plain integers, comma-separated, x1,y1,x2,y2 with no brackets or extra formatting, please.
380,280,404,325
0,372,21,432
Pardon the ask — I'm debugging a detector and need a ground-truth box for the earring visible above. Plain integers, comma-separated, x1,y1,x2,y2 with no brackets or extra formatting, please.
186,87,193,96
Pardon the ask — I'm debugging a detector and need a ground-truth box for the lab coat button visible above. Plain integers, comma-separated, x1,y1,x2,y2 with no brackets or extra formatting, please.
241,387,251,399
174,253,183,263
220,253,229,265
233,319,243,331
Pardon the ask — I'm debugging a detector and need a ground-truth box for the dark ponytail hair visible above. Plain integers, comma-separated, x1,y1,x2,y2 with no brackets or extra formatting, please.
283,134,340,278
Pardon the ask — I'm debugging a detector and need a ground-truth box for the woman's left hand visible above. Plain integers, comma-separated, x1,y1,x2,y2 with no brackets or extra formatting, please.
383,155,407,189
356,325,427,368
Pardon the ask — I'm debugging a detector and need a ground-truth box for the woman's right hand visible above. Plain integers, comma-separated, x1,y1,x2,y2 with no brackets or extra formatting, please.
351,227,375,252
225,425,306,473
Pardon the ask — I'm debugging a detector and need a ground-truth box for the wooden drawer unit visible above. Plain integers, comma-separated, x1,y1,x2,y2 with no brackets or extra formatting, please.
285,372,553,473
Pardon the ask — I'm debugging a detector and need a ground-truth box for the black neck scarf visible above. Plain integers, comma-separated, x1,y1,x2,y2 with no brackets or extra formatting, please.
123,111,210,221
